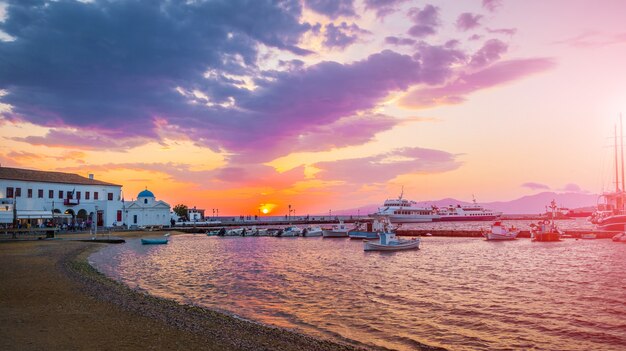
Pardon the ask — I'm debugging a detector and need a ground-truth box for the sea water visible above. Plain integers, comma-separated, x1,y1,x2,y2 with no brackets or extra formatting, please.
90,231,625,350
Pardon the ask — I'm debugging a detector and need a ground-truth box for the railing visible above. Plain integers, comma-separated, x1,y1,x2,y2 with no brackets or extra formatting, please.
64,198,80,206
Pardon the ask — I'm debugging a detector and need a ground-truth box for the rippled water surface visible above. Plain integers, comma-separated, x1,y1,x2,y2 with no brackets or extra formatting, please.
91,234,626,350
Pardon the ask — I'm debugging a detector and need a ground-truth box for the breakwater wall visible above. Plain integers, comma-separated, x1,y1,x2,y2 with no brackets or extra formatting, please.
396,230,619,239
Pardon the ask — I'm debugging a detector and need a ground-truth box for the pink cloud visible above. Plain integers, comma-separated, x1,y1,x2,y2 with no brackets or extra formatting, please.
482,0,502,12
521,182,550,191
469,39,508,68
554,31,626,48
314,146,461,184
12,129,149,150
400,58,555,109
486,27,517,36
407,5,440,38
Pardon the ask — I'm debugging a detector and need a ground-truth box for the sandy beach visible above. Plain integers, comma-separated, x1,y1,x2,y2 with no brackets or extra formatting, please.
0,232,371,351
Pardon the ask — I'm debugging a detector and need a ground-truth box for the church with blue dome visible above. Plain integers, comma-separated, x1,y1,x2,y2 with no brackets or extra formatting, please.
123,188,171,227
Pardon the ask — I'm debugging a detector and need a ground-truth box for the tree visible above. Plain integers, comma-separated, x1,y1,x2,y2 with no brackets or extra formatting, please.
173,204,188,219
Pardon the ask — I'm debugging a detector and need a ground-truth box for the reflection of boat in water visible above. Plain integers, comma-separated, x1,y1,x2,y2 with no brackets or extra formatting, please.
322,221,350,238
530,201,563,242
481,221,519,240
364,230,420,251
348,219,390,240
370,188,438,223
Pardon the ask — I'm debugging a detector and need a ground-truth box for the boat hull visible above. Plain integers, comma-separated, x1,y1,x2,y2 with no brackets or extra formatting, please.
596,215,626,231
141,238,168,245
364,240,420,251
436,215,500,222
322,230,349,238
531,232,561,242
484,232,518,240
348,231,379,239
302,230,322,237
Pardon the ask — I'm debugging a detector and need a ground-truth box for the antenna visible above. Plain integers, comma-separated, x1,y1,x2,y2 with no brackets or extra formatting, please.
399,186,404,200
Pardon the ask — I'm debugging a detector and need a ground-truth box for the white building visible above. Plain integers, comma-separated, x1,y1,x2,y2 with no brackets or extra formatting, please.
123,189,171,227
0,166,123,227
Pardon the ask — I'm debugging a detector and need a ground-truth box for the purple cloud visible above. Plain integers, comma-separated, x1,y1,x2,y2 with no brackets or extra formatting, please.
11,129,149,151
561,183,585,193
364,0,408,19
407,5,440,38
487,27,518,36
456,13,482,32
554,31,626,48
413,42,466,85
323,22,370,49
314,147,461,184
521,182,551,191
385,36,416,46
482,0,502,12
400,58,555,109
304,0,356,19
468,34,483,41
469,39,508,68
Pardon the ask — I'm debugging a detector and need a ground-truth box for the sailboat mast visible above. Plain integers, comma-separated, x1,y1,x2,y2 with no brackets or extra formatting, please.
619,113,626,194
615,124,619,192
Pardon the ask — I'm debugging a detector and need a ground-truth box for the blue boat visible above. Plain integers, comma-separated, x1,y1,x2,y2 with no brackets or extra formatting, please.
348,220,386,240
141,233,170,245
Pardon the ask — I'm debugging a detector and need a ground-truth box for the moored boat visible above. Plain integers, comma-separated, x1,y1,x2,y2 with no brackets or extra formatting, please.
348,219,390,240
141,233,170,245
370,188,438,223
364,231,420,251
302,226,322,237
278,226,301,237
322,221,350,238
481,221,519,240
612,232,626,242
434,197,501,221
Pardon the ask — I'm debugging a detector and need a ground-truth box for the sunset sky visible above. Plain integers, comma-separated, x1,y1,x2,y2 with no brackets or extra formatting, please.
1,0,626,215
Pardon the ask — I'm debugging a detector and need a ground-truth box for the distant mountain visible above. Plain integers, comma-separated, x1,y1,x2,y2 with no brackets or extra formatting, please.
333,192,598,215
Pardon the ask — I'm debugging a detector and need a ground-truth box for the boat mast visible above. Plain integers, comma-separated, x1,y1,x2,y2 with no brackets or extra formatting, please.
619,113,626,197
615,124,620,192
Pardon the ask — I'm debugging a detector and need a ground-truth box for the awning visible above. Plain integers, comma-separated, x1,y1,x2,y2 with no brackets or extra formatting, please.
16,210,55,219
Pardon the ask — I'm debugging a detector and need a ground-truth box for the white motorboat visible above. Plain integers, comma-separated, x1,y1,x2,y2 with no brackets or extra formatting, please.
322,221,350,238
364,231,420,251
348,218,392,240
481,221,519,240
302,226,323,237
279,226,302,237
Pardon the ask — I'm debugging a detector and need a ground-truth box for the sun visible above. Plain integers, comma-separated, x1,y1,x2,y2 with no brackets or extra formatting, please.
262,208,269,214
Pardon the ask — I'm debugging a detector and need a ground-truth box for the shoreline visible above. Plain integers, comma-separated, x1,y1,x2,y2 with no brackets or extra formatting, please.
0,233,444,351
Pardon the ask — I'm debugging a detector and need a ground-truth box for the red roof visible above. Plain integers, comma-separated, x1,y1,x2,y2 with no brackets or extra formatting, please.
0,166,121,187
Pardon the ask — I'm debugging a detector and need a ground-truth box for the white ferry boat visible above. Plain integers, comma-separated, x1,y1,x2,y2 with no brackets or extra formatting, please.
434,198,501,222
370,189,438,223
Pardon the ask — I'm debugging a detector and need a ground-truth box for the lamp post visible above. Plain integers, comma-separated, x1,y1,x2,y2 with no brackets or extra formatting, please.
93,205,98,238
288,204,291,221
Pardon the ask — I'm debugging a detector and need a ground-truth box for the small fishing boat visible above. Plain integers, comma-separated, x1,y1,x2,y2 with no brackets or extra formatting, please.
348,219,389,240
481,221,519,240
141,233,170,245
302,226,323,237
364,231,420,251
322,221,350,238
278,226,302,237
530,201,563,242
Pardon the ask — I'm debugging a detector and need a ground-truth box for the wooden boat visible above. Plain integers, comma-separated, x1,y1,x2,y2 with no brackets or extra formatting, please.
481,221,519,240
277,226,301,237
530,201,563,242
302,226,323,237
141,233,170,245
348,219,389,240
364,231,420,251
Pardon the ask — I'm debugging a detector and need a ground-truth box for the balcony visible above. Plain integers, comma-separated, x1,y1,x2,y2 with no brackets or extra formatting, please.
64,198,80,206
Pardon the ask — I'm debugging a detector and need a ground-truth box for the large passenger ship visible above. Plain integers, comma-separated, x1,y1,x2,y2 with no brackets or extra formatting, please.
370,190,438,223
433,199,501,222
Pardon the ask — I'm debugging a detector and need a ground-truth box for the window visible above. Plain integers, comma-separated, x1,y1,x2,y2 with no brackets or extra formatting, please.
6,187,13,198
27,189,33,198
144,199,147,204
107,192,113,201
38,189,43,198
48,190,53,199
94,192,99,200
85,191,90,200
15,188,21,197
133,215,137,224
58,190,63,199
76,191,81,200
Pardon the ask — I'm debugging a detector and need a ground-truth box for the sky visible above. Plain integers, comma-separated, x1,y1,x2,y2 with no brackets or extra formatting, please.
1,0,626,216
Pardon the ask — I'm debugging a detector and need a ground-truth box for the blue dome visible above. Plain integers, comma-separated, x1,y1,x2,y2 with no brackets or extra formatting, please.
137,189,155,198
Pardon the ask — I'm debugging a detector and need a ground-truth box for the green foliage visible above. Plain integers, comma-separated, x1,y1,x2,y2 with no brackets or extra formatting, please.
173,204,188,218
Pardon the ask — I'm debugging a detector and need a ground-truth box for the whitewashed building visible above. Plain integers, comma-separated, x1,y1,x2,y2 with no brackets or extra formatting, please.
0,166,123,227
123,189,171,227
